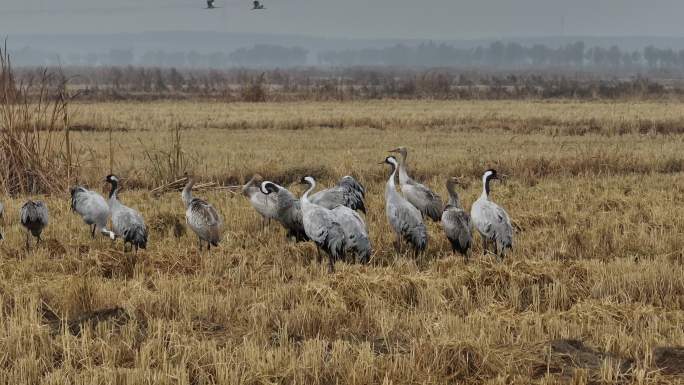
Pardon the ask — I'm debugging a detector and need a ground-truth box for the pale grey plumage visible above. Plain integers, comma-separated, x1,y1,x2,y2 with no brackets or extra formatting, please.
300,176,346,272
471,169,513,260
71,186,115,239
330,205,372,264
105,175,148,253
183,176,223,251
382,156,427,253
390,147,443,221
309,175,366,213
20,200,48,250
260,181,308,242
441,178,472,259
242,174,278,227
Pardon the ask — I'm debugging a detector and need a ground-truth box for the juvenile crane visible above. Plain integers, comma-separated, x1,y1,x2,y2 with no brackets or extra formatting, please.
182,174,223,251
260,181,308,241
105,175,148,253
441,177,472,260
242,174,278,229
471,169,513,260
300,176,345,272
309,175,366,213
382,156,427,254
20,200,48,251
389,147,443,221
71,186,115,239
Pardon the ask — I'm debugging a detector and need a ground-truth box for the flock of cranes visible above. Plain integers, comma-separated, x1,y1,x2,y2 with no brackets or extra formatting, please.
0,147,513,272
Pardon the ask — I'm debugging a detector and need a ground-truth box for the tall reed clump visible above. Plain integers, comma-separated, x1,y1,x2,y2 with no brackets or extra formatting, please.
0,43,75,195
141,123,198,187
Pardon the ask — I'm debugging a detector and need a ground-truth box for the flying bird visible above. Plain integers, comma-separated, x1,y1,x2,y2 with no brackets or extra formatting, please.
252,1,265,10
471,169,513,260
206,0,216,9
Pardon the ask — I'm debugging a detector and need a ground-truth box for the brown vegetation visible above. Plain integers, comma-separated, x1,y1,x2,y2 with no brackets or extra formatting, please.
0,99,682,383
0,46,76,195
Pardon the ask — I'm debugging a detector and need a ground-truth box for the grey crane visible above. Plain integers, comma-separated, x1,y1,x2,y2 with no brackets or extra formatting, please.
382,156,427,254
300,176,345,272
260,181,309,242
242,174,278,229
309,175,366,214
182,175,223,251
71,186,115,239
389,147,443,221
441,177,472,260
105,175,148,253
20,200,48,250
330,205,372,264
471,169,512,260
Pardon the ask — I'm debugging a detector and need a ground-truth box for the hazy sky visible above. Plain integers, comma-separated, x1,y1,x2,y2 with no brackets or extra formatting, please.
1,0,684,39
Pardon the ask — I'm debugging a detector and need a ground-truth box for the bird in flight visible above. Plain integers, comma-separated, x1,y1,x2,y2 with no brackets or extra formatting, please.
252,1,265,10
206,0,216,9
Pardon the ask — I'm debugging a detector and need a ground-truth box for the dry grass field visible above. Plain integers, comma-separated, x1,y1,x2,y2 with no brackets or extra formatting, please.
1,99,683,384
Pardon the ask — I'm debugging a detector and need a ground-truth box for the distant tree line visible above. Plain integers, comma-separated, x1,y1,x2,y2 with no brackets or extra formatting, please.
12,41,684,71
10,44,309,68
319,41,684,70
12,65,679,102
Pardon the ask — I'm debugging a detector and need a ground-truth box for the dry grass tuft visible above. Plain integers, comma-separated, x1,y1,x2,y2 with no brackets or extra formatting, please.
0,45,77,195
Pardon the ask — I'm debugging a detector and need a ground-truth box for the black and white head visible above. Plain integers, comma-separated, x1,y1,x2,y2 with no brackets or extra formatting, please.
260,181,279,195
105,174,120,185
483,169,498,182
382,156,399,168
299,176,315,186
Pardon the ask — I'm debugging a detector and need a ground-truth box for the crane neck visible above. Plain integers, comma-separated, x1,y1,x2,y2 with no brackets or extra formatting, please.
385,162,398,193
182,178,195,208
302,180,316,203
108,180,119,201
481,174,491,199
397,152,410,184
446,180,462,208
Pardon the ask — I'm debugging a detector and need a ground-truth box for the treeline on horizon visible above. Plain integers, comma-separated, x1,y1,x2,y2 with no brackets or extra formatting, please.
12,40,684,71
12,66,674,102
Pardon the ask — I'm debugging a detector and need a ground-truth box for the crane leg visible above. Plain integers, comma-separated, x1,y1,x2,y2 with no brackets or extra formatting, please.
91,224,96,238
328,255,335,273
